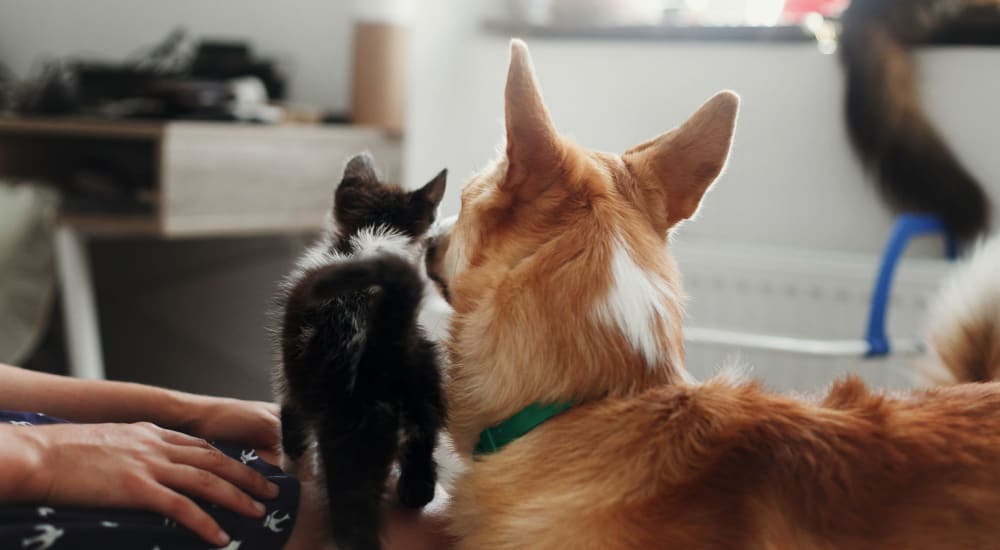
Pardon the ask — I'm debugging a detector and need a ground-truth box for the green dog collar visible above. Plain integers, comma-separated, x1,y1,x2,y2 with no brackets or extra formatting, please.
473,401,575,457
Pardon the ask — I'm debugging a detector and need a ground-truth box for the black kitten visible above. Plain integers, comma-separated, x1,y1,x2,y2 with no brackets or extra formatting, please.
274,152,448,550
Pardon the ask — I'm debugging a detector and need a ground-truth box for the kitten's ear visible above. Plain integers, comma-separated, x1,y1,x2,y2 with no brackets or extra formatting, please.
334,152,378,221
413,169,447,209
340,151,378,186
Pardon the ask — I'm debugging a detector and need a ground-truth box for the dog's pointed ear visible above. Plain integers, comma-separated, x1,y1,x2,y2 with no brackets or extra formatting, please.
503,39,561,202
623,91,739,232
413,168,447,209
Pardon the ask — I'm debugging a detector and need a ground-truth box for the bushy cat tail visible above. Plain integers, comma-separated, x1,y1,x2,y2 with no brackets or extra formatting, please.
839,18,991,243
308,253,424,307
305,253,425,336
919,234,1000,386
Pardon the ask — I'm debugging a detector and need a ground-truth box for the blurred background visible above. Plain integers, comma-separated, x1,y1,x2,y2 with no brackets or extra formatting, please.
0,0,997,399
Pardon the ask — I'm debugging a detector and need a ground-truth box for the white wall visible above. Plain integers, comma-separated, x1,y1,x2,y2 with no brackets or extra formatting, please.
0,0,355,111
404,6,1000,389
405,4,1000,257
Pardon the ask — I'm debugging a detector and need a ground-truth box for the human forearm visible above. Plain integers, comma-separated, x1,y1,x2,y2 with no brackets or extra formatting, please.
0,425,47,502
0,363,281,452
0,363,203,429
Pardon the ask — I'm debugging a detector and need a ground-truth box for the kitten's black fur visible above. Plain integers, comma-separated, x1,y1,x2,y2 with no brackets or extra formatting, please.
274,152,448,550
839,0,1000,243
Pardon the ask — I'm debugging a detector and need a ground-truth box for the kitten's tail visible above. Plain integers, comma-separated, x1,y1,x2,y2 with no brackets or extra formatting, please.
839,13,991,243
304,253,425,336
919,234,1000,386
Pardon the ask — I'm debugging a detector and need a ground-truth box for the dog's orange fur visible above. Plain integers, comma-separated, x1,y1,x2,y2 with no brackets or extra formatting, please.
428,40,1000,549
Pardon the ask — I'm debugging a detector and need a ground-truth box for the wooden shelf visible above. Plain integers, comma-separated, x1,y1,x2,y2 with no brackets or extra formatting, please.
482,19,815,42
58,214,162,237
0,117,403,238
0,117,165,140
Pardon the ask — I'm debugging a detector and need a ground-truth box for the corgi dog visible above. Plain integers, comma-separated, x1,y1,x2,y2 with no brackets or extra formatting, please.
426,40,1000,549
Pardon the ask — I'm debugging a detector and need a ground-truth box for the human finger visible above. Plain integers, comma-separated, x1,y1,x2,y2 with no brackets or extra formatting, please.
157,463,266,520
146,484,231,547
168,444,279,500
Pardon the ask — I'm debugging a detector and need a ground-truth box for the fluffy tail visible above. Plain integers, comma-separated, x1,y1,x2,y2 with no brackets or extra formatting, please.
839,10,992,243
298,254,425,338
920,235,1000,385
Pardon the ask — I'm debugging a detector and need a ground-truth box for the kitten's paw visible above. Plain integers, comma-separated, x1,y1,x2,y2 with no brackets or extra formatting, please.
396,474,436,508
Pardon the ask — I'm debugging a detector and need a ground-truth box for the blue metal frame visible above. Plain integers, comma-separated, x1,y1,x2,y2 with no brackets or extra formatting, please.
864,214,958,357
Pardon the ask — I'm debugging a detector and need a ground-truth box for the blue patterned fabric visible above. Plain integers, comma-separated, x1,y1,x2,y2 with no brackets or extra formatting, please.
0,411,299,549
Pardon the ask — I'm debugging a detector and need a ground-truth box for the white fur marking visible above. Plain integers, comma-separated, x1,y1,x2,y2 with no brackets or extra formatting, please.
921,234,1000,386
593,235,679,370
349,226,418,263
288,226,417,282
435,214,470,284
418,283,453,345
431,214,458,240
713,356,751,386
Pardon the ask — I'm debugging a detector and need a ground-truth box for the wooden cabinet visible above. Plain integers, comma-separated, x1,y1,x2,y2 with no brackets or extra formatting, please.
0,117,403,237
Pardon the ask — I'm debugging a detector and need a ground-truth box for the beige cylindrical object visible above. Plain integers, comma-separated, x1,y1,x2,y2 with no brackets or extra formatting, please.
351,21,408,136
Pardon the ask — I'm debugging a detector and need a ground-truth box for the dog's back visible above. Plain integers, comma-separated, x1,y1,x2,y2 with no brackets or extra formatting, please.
454,377,1000,549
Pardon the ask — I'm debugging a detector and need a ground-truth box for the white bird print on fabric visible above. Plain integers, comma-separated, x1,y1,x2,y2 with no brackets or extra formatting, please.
219,541,243,550
262,510,291,533
99,521,118,528
21,524,64,550
36,508,54,518
240,450,259,464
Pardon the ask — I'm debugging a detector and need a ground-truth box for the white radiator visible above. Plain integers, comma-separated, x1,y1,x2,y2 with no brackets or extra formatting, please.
674,239,954,393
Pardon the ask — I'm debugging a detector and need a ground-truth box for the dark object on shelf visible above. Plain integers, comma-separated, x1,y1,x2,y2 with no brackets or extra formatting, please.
321,111,353,125
72,64,233,120
140,79,233,119
18,62,81,115
13,29,287,121
75,63,173,106
190,41,286,101
0,62,14,112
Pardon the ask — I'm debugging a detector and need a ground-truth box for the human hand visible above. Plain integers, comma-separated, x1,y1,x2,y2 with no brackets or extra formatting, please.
20,422,280,547
181,396,281,463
